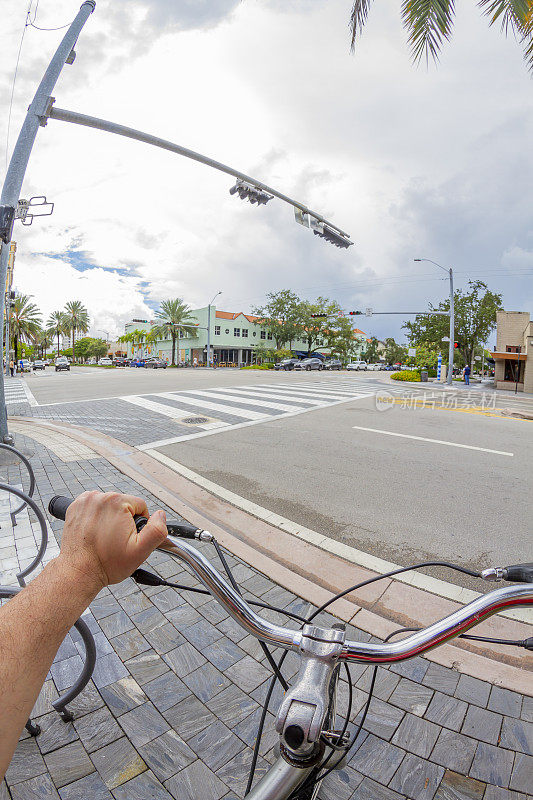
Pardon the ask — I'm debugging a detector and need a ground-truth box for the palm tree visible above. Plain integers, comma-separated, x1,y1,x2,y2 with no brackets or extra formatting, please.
63,301,89,362
152,299,198,366
47,311,67,356
10,294,42,364
349,1,533,70
36,329,53,358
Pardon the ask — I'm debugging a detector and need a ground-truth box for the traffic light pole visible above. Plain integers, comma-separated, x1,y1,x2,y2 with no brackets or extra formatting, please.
0,1,96,443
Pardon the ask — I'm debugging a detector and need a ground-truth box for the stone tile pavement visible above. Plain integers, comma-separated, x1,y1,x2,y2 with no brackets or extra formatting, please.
1,433,532,799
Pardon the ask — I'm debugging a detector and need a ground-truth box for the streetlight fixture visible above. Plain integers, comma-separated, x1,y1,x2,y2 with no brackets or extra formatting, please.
414,258,455,385
229,180,273,206
206,291,222,368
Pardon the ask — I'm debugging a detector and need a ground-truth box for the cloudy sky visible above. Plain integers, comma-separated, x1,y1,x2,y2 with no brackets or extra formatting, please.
1,0,532,343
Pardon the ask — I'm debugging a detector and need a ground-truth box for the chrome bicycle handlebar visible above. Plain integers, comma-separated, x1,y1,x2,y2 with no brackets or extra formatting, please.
158,536,533,663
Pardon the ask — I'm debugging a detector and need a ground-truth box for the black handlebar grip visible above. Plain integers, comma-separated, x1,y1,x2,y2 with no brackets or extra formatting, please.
48,495,74,521
167,520,200,539
505,563,533,583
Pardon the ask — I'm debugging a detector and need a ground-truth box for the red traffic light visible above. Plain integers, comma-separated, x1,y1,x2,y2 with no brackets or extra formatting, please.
348,311,361,315
310,313,327,319
454,341,460,349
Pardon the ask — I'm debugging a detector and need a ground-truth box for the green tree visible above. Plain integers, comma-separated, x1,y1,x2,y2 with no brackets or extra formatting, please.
403,280,502,368
152,299,198,366
362,337,380,363
253,290,303,349
88,338,108,361
63,301,89,361
349,1,533,71
10,294,42,363
383,337,407,365
74,337,95,362
47,311,68,356
298,297,343,356
322,315,357,362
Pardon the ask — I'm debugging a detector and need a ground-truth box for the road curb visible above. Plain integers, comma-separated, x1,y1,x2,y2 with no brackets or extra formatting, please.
9,415,533,695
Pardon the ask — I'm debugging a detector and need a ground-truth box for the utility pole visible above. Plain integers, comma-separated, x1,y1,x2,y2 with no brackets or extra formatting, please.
0,1,96,443
206,291,222,368
4,242,16,377
414,259,455,385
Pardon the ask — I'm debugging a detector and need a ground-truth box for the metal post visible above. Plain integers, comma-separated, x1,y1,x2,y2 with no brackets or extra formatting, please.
515,346,521,394
206,291,221,368
447,268,454,385
0,2,95,443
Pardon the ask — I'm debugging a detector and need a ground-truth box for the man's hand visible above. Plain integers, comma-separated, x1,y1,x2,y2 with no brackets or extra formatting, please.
57,491,168,594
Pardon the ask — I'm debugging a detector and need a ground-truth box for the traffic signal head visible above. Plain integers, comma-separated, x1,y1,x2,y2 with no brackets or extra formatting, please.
310,313,327,319
348,311,362,315
454,341,461,349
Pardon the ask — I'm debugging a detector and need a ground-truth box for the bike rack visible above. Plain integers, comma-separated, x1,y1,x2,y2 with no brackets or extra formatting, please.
0,483,47,588
0,443,36,527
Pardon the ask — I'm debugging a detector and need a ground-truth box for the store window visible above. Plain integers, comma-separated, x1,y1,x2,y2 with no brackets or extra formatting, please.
242,329,248,337
214,326,220,335
234,328,240,337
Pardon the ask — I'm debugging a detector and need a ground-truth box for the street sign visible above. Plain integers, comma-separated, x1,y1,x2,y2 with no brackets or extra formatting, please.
474,356,481,361
442,337,450,342
294,208,310,228
365,308,373,317
408,348,416,357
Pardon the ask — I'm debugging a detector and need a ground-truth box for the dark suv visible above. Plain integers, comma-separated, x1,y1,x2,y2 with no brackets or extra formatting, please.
274,358,300,371
55,357,70,372
145,358,167,369
324,359,342,370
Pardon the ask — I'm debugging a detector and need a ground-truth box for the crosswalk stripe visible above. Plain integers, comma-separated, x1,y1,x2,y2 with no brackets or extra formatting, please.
157,392,268,420
248,385,362,400
211,388,326,406
182,388,305,413
120,395,199,420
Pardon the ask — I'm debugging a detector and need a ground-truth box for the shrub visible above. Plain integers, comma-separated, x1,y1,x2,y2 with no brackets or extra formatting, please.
391,370,421,382
242,364,273,370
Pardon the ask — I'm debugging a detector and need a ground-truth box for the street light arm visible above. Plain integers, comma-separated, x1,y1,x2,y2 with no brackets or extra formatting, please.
46,106,351,239
414,258,450,274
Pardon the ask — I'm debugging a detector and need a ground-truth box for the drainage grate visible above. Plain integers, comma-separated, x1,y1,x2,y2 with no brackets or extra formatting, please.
182,417,209,425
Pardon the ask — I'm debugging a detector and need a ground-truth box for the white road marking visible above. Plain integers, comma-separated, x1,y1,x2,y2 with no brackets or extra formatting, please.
120,395,198,420
156,392,268,420
211,387,326,406
351,425,514,456
245,385,361,400
181,388,305,413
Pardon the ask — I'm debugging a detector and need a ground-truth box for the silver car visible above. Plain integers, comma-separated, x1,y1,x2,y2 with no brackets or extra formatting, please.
293,358,324,371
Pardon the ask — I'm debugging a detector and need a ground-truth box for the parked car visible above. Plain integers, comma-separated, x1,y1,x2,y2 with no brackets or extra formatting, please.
346,361,367,371
55,357,70,372
145,358,167,369
384,364,396,371
293,358,324,371
324,359,342,370
367,363,383,371
99,357,113,366
130,358,146,368
112,357,127,367
19,359,32,372
32,359,45,371
274,358,300,371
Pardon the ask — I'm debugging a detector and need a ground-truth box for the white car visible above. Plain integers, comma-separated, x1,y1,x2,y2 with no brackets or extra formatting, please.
368,363,383,371
346,361,367,371
99,357,113,366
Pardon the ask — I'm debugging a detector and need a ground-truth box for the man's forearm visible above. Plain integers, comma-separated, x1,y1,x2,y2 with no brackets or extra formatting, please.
0,556,101,777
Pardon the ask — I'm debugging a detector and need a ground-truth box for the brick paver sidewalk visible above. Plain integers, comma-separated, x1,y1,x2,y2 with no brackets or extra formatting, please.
1,432,531,799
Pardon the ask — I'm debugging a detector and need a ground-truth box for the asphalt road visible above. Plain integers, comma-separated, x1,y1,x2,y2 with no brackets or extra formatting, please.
157,394,531,588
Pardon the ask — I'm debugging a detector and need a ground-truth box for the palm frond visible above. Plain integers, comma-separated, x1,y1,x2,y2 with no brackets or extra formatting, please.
478,0,533,72
349,0,373,51
401,0,455,65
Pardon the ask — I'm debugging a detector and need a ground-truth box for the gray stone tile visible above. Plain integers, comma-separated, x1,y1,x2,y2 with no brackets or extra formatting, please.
462,705,502,745
434,770,485,800
99,676,148,717
189,720,244,772
131,605,167,634
470,742,514,787
485,789,527,800
59,679,104,718
183,661,231,703
215,748,270,797
119,701,170,747
98,610,134,639
163,642,207,676
50,654,84,691
5,738,47,785
389,677,434,716
10,773,60,799
143,671,191,712
390,752,444,800
92,651,129,688
139,731,196,782
209,683,259,728
355,697,405,741
111,628,151,661
90,737,146,790
164,758,228,800
392,713,440,758
110,577,138,600
216,616,248,643
144,622,183,655
126,650,169,685
389,657,428,683
202,638,247,671
455,675,490,708
73,706,122,753
166,604,202,630
232,707,279,756
425,692,468,732
163,695,217,739
58,771,113,799
430,729,478,773
356,776,407,800
224,655,271,694
423,663,460,695
182,618,224,648
356,667,400,702
90,594,121,620
118,590,153,615
34,711,78,755
150,587,184,613
111,770,173,800
53,635,78,663
509,752,533,794
317,766,364,800
349,733,405,783
31,679,59,717
198,598,230,625
521,696,533,723
488,687,523,719
499,717,533,755
44,741,94,788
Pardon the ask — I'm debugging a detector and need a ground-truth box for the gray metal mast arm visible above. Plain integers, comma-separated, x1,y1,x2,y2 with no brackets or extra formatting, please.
46,106,350,238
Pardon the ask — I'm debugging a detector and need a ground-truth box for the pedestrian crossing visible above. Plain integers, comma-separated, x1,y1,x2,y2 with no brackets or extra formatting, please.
3,378,35,407
132,378,398,450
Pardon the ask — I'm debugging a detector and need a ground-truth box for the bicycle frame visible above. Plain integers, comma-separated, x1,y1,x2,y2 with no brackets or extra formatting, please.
158,535,533,800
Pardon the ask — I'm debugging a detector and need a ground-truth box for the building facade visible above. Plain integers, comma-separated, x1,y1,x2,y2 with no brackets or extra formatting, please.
492,311,533,392
122,307,367,365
